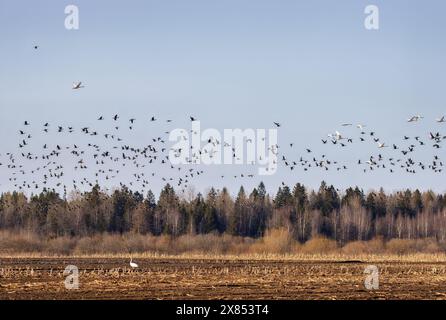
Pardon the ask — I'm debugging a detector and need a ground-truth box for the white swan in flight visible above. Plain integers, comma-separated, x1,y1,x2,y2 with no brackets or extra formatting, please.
72,82,84,90
377,142,388,148
407,115,423,122
328,131,344,141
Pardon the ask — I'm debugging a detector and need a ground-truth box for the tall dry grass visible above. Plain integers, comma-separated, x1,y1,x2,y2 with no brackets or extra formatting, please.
0,230,43,253
1,230,446,256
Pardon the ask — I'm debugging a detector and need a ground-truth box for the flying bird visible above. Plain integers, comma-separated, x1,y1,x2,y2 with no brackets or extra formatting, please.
436,116,445,123
407,115,423,122
72,82,84,90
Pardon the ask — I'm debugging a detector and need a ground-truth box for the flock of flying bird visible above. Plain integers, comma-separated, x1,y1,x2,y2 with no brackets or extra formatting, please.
0,45,444,197
0,109,445,198
1,112,211,196
278,114,446,176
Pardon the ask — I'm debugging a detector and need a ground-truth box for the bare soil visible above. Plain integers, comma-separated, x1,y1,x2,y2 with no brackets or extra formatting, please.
1,257,446,299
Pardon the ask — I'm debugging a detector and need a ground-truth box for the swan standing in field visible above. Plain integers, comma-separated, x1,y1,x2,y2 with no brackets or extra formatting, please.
130,258,139,269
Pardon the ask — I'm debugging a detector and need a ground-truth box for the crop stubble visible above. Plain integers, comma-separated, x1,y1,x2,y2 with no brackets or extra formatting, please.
1,257,446,299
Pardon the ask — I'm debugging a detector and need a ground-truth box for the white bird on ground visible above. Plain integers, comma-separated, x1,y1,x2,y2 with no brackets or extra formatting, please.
436,116,445,123
72,82,84,90
130,258,138,269
407,115,423,122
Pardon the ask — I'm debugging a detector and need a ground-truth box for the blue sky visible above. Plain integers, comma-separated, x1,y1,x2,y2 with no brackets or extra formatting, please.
1,0,446,196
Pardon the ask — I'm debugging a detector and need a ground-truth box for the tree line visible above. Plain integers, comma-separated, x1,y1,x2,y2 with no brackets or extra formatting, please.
1,181,446,243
